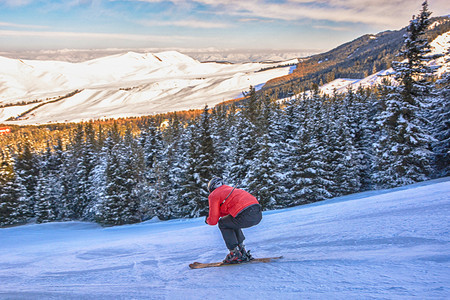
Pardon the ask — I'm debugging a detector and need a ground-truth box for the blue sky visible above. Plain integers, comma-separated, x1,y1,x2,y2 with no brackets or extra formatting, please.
0,0,448,52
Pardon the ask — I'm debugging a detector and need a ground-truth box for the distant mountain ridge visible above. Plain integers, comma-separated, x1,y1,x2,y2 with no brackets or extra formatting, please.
0,48,317,64
317,28,450,96
263,16,450,98
0,50,296,124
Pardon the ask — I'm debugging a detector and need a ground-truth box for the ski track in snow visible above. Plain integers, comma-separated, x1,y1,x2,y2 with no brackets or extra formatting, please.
0,178,449,299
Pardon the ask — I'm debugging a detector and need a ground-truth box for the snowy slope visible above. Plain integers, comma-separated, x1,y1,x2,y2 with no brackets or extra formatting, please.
0,178,449,299
319,69,396,95
0,51,295,125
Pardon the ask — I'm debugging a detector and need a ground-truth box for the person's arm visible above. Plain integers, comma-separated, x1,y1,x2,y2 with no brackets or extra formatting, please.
206,194,220,225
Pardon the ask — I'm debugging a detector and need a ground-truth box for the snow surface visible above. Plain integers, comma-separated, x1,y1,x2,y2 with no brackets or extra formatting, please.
0,51,294,125
1,178,449,299
319,69,396,95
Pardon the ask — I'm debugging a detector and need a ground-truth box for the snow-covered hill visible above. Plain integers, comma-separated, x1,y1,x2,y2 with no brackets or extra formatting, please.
0,178,449,299
319,31,449,95
0,51,296,125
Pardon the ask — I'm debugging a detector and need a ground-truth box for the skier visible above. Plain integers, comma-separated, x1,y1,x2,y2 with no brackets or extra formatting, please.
205,177,262,264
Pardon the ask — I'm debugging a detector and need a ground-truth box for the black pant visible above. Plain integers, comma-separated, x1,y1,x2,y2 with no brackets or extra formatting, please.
218,204,262,250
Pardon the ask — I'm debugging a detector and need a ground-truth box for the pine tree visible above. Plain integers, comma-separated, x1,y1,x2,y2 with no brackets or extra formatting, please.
373,1,436,188
279,95,307,206
14,141,38,219
228,86,261,188
120,135,143,224
312,94,334,200
151,153,173,220
99,142,124,225
59,138,77,220
432,72,450,177
140,120,163,183
287,123,319,205
160,113,186,219
323,90,365,196
63,124,83,219
353,87,379,191
286,95,332,205
0,148,14,184
178,122,204,218
228,113,257,188
98,127,142,226
178,107,217,217
34,144,60,223
394,1,437,100
34,177,58,224
247,95,284,209
75,123,98,220
197,105,217,183
0,149,24,226
135,122,168,220
243,85,261,127
211,104,232,179
332,101,362,195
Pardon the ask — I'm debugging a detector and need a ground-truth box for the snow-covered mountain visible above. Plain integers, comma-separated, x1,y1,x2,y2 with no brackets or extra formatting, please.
0,30,448,125
0,51,297,125
0,178,448,299
0,48,318,64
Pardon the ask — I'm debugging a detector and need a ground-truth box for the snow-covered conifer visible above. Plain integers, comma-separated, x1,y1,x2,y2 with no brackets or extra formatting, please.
0,149,25,226
14,141,38,219
247,96,284,209
373,1,436,187
431,72,450,177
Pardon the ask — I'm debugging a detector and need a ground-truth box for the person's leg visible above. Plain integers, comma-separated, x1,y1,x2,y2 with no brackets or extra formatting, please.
235,204,262,227
218,215,241,250
235,228,245,246
218,205,262,250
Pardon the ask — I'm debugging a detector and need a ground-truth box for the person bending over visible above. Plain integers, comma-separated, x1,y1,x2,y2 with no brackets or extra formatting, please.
205,177,262,264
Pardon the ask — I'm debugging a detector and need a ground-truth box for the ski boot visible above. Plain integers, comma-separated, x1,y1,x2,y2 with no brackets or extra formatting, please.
223,246,244,264
238,243,254,262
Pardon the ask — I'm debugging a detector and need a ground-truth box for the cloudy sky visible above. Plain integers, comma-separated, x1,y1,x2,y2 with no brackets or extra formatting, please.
0,0,448,52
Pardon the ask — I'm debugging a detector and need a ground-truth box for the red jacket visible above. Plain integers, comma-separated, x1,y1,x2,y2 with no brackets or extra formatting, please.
206,185,259,226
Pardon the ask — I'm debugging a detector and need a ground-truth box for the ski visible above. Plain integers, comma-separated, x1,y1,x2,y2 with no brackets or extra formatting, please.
189,256,283,269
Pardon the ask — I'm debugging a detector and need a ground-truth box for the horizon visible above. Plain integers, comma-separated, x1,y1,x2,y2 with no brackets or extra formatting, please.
0,0,449,55
0,46,320,63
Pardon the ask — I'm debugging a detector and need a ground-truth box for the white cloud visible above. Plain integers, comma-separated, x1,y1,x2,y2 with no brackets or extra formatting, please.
313,24,351,32
0,0,33,6
139,19,232,29
153,0,449,28
210,0,405,26
0,22,49,29
107,0,450,31
0,29,193,42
